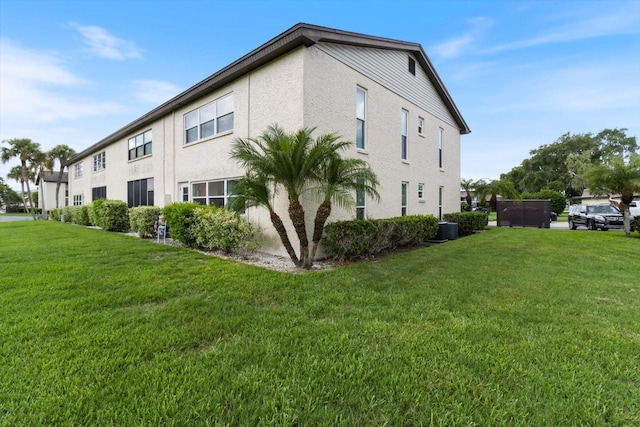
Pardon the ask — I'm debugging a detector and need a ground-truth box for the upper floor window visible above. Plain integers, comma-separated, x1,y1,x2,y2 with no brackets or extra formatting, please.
93,152,106,172
408,57,416,75
356,87,366,150
418,117,424,136
184,94,234,144
128,130,152,160
438,127,444,169
74,162,83,178
401,110,408,160
418,183,424,200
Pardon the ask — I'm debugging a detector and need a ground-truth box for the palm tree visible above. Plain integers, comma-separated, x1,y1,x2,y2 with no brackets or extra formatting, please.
228,173,300,265
7,166,31,212
309,149,379,262
460,178,474,210
587,155,640,237
474,178,520,212
48,145,76,208
1,138,42,219
231,124,379,268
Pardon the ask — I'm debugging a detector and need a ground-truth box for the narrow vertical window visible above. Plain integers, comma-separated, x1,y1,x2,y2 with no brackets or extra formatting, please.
401,110,408,160
438,127,444,169
356,178,365,220
401,182,408,216
418,117,424,135
418,183,424,200
356,87,366,150
439,186,444,220
408,57,416,75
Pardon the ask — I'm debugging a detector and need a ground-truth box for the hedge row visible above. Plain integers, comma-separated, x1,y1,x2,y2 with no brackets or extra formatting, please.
442,211,487,237
322,214,439,261
50,199,129,231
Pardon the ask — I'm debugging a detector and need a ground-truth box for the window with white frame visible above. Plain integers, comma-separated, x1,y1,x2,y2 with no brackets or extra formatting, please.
191,178,241,210
128,129,152,160
73,194,84,206
356,87,366,150
184,94,234,144
401,110,408,160
356,178,366,220
439,186,444,220
418,117,424,136
93,152,106,172
438,127,444,169
401,182,408,216
74,162,83,178
418,183,424,200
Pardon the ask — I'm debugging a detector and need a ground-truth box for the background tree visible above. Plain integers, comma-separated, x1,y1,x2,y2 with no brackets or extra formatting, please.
586,154,640,237
502,128,638,197
7,165,29,213
460,178,474,210
1,138,43,219
49,145,76,208
0,177,21,207
474,178,520,212
231,124,379,269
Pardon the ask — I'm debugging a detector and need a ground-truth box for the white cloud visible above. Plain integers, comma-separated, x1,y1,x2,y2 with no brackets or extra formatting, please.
72,24,143,60
430,17,494,59
133,79,182,105
481,7,640,54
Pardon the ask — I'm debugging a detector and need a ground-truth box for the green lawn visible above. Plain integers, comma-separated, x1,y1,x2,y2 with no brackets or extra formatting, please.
1,221,638,426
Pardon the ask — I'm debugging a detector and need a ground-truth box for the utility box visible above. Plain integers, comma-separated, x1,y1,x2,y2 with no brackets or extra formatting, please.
433,221,458,242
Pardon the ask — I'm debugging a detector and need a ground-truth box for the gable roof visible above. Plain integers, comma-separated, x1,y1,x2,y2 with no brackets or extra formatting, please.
69,23,470,164
36,172,68,185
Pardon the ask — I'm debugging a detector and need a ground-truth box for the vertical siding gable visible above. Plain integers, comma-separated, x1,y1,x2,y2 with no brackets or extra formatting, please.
315,42,457,128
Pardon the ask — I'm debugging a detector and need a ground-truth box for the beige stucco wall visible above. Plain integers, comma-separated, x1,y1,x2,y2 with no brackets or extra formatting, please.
68,43,463,257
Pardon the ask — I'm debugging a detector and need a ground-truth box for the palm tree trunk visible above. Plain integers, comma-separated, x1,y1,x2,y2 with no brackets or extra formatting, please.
309,200,332,263
22,163,36,219
269,210,301,266
55,175,62,209
622,204,631,237
288,198,309,268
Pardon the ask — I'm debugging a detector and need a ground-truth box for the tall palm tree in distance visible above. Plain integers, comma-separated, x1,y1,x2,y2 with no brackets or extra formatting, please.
49,145,76,208
1,138,42,219
587,154,640,237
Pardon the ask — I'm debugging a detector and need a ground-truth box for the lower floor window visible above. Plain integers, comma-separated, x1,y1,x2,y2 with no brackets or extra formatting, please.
127,178,154,207
356,178,365,220
401,182,408,216
92,186,107,201
191,178,240,210
73,194,84,206
439,186,444,220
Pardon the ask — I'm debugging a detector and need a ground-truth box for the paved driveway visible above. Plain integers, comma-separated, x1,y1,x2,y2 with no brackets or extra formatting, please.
0,215,35,222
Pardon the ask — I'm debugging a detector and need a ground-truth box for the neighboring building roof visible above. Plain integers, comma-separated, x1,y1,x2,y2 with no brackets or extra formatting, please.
68,23,470,164
36,172,68,185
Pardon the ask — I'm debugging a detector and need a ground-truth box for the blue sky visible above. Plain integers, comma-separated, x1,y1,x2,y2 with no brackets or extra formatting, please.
1,0,639,189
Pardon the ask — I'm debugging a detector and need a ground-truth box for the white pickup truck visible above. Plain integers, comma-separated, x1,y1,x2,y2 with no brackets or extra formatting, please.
630,201,640,217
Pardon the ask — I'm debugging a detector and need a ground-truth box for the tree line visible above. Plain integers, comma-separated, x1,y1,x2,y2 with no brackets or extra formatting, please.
1,138,76,219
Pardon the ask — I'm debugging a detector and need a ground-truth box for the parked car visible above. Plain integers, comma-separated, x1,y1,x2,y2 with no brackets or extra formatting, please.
568,204,633,231
629,201,640,217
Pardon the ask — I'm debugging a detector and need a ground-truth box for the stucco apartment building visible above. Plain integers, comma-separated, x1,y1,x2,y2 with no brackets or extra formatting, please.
37,172,68,213
68,23,470,255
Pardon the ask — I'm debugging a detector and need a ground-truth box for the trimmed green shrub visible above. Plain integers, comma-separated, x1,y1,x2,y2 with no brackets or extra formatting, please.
91,199,129,232
49,208,62,221
322,215,439,260
129,206,162,238
88,199,105,226
443,211,487,236
62,206,74,223
73,205,92,226
162,202,201,248
537,189,567,215
191,206,260,253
